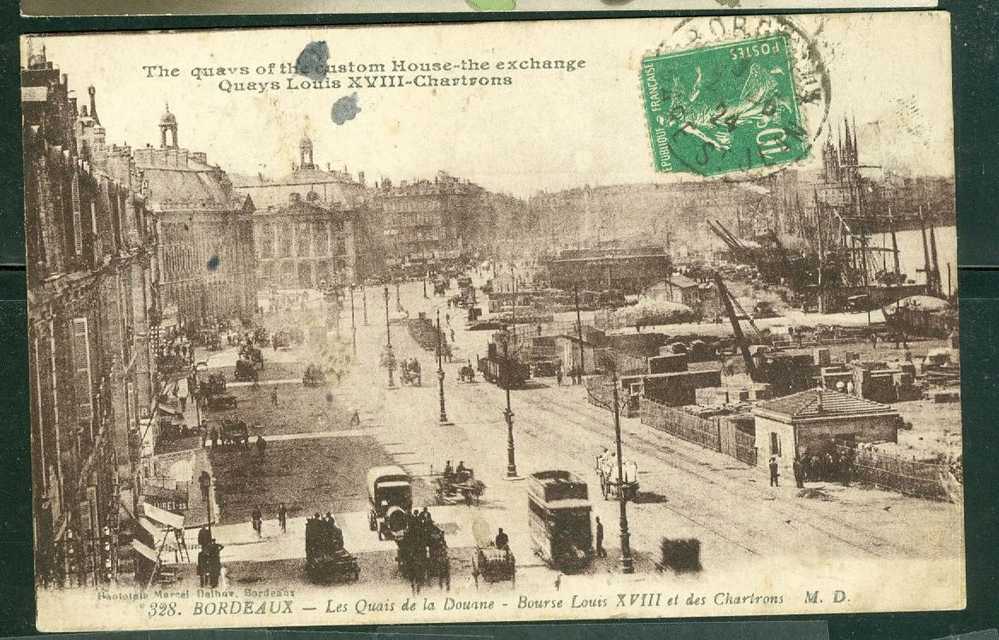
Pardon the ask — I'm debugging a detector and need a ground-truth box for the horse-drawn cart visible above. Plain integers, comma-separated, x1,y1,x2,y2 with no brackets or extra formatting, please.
595,454,639,501
219,419,249,448
433,468,485,506
396,522,450,593
302,364,326,387
471,546,515,588
304,515,360,583
203,374,237,410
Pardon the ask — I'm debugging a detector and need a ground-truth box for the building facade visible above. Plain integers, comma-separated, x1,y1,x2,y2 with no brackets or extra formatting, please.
24,50,161,587
375,171,486,267
235,134,365,286
254,194,356,289
545,246,670,294
133,108,256,328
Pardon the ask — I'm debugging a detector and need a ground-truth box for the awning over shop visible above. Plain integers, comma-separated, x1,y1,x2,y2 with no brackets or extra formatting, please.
157,402,182,417
131,539,159,563
142,502,185,530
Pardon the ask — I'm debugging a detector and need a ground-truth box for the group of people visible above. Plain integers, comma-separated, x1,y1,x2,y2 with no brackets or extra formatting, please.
196,526,224,588
305,511,344,558
404,507,442,548
442,460,469,482
768,450,854,489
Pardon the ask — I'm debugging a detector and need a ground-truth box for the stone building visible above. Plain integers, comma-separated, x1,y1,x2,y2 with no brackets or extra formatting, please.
544,246,670,295
234,133,365,286
375,171,486,268
133,107,256,328
752,388,901,476
24,48,160,587
253,194,356,288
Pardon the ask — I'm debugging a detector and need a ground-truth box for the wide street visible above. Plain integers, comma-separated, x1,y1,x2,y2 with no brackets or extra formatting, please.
164,277,963,593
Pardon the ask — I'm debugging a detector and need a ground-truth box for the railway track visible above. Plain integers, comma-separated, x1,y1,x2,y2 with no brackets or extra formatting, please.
514,388,921,560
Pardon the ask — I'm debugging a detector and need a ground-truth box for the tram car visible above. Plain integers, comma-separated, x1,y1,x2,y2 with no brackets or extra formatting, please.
477,343,531,388
527,470,593,573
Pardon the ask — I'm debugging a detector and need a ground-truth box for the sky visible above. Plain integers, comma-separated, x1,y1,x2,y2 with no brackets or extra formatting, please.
26,13,954,197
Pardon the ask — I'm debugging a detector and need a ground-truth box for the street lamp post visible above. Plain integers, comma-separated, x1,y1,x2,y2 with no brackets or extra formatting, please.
395,281,401,311
384,286,395,388
362,285,368,325
501,332,518,479
436,309,452,425
609,367,634,573
349,284,357,357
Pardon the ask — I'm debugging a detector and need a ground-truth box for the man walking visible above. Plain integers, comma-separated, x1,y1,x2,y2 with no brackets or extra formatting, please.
198,470,212,503
595,516,606,558
251,507,263,538
256,434,267,460
278,503,287,533
792,456,804,489
270,386,278,407
769,455,780,487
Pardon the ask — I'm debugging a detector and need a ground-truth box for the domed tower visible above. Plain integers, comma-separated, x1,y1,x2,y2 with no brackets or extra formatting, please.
299,133,315,170
159,103,178,148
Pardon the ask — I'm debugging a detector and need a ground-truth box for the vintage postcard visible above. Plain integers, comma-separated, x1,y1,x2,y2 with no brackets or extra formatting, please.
23,13,962,632
20,0,939,18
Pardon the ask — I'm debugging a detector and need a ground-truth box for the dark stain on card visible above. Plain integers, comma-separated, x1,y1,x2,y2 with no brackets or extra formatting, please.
207,255,220,271
331,93,361,126
296,41,329,82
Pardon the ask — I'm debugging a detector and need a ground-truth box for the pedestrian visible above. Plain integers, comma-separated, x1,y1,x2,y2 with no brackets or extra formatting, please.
350,409,361,426
870,332,878,349
198,470,211,502
792,456,804,489
256,434,267,460
278,503,287,533
210,426,219,448
200,420,209,448
495,527,509,550
769,455,780,487
197,525,212,549
270,386,278,407
252,507,262,537
555,365,563,386
846,380,855,396
197,548,209,587
595,516,606,557
207,540,223,587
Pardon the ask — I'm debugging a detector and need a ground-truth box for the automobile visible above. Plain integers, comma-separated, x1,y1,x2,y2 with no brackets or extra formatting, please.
367,465,412,541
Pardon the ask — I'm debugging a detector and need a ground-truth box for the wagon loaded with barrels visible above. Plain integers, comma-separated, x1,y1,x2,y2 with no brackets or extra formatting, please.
471,546,515,588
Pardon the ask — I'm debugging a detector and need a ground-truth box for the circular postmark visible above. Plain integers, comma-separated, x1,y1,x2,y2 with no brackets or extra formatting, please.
641,15,831,179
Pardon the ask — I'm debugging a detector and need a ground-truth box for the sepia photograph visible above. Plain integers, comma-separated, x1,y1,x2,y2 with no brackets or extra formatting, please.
22,14,963,631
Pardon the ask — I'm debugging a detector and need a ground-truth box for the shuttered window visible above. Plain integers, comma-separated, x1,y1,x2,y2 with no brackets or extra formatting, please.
70,317,94,441
71,174,83,256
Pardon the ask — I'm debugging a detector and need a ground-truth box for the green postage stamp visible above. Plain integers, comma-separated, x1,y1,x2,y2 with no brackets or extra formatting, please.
641,33,808,177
